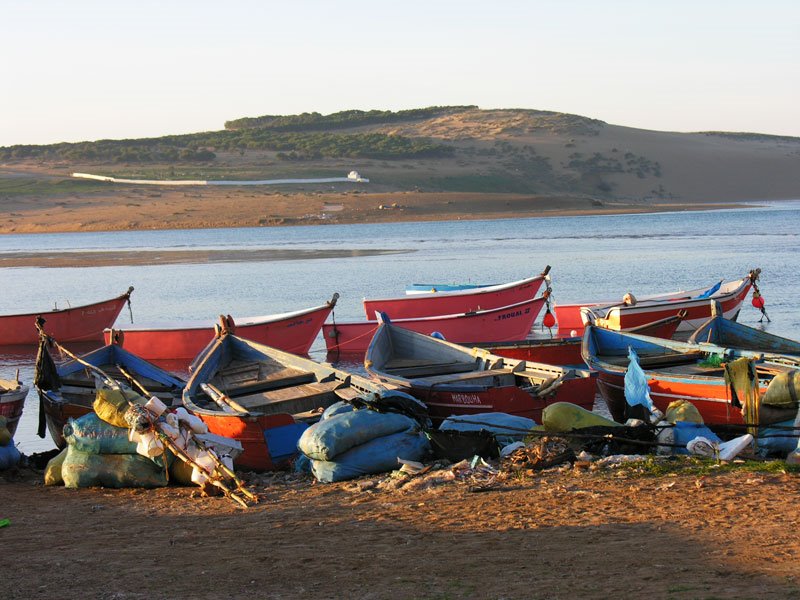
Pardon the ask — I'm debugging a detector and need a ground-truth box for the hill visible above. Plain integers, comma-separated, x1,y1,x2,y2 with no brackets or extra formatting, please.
1,107,798,233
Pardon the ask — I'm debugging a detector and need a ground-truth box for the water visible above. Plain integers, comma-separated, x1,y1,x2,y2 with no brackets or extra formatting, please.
3,200,799,454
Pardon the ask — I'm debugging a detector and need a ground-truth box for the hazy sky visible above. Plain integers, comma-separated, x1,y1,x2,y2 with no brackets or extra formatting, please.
2,0,798,146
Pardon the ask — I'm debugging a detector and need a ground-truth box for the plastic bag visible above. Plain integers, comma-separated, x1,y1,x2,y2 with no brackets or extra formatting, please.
624,347,654,411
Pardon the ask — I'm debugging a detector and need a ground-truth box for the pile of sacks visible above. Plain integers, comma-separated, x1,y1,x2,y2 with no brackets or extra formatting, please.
46,387,239,489
0,415,21,470
298,396,430,483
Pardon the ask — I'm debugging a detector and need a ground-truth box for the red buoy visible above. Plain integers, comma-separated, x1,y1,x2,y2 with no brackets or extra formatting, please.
543,309,556,329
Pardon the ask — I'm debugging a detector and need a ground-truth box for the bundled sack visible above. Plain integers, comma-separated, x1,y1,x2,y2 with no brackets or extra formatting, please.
44,448,68,486
541,402,619,432
665,399,703,424
63,413,138,454
321,401,356,420
439,412,535,445
61,445,167,489
427,428,499,462
763,371,800,408
0,443,21,470
298,409,417,461
310,429,429,483
93,387,147,428
0,415,11,446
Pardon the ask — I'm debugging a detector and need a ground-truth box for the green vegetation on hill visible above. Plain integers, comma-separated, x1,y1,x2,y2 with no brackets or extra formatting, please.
699,132,800,143
0,130,453,164
224,106,477,131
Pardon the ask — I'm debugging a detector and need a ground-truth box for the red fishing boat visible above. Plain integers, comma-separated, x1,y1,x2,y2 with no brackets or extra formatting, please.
105,294,339,361
183,328,384,471
582,324,798,426
363,268,550,320
478,310,688,367
555,270,760,334
0,373,28,438
0,287,134,346
324,295,548,355
365,322,594,422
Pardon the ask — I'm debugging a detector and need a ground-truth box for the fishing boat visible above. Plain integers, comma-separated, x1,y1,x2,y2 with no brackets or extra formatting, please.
104,294,339,361
0,372,28,438
363,268,550,319
689,308,800,359
581,324,798,426
555,270,760,334
478,310,688,367
1,287,134,346
183,327,385,471
405,282,494,295
35,337,185,448
324,295,548,355
365,321,595,423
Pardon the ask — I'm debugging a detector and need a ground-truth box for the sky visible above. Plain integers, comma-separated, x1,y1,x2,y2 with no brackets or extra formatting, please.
1,0,798,147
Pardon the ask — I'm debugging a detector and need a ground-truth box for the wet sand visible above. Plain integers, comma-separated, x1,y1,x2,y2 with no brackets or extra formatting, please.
0,248,408,268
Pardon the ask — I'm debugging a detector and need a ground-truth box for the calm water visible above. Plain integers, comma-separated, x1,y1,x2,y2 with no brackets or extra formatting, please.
3,200,799,454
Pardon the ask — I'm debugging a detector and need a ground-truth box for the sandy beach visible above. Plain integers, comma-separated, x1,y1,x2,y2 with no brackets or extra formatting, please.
3,460,800,599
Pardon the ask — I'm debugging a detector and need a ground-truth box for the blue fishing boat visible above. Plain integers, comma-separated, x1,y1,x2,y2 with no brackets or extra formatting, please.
689,309,800,359
35,339,185,448
582,325,798,426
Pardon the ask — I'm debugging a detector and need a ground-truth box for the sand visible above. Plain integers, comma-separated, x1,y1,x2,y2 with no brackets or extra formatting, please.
3,461,799,599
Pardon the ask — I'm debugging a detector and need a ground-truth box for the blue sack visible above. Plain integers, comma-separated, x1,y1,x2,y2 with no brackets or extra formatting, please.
624,347,654,411
0,443,21,470
299,410,417,461
321,401,355,420
672,422,721,455
757,420,799,456
440,412,535,444
63,413,138,454
310,429,430,483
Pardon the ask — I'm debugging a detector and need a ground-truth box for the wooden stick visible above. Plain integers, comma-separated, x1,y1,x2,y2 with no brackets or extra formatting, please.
117,363,256,503
201,383,250,414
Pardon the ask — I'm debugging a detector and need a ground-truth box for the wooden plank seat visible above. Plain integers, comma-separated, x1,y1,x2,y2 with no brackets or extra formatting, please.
218,367,317,398
414,367,516,386
233,380,343,415
385,361,476,378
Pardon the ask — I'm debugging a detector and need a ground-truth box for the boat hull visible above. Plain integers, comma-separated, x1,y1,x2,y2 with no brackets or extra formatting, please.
325,296,547,355
193,411,297,471
402,378,594,423
105,301,336,361
596,371,776,426
1,289,133,346
556,274,754,334
364,273,548,320
0,386,28,438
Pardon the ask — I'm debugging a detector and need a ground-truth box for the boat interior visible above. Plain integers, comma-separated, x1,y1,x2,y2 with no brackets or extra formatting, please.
196,358,364,418
55,363,181,408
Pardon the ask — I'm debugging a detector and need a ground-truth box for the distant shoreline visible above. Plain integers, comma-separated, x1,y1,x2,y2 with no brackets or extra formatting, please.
0,187,765,236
